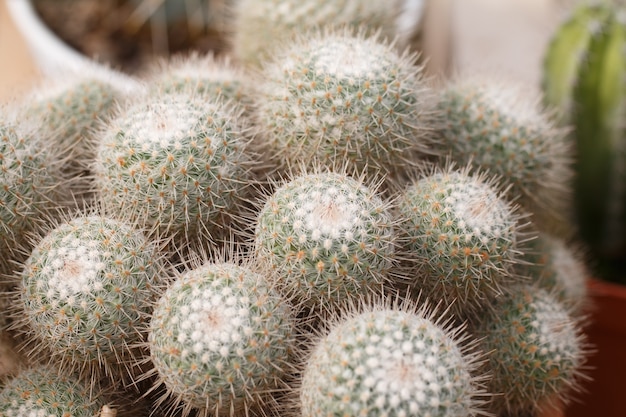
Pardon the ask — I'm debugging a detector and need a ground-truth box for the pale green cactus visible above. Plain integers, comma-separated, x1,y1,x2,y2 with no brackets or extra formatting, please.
396,166,526,315
254,170,396,313
148,260,296,417
474,287,589,416
434,79,573,232
252,29,436,179
299,303,489,417
93,91,255,247
14,213,166,386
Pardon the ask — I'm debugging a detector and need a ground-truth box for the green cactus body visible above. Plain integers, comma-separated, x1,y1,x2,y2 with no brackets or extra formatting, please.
233,0,413,68
148,261,295,416
149,53,247,106
93,92,252,244
0,366,104,416
542,2,626,281
253,30,435,177
300,307,486,417
0,119,65,273
396,168,522,312
435,81,572,227
476,287,588,415
516,233,588,314
254,171,396,311
17,214,164,383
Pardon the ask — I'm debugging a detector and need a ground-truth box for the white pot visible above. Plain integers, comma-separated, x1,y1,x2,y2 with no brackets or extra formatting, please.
5,0,139,89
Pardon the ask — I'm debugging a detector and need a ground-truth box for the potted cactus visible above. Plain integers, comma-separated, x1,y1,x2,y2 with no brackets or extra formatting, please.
0,1,592,416
542,1,626,416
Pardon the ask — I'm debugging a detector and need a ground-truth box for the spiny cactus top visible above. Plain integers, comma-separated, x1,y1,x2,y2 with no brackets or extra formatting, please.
253,29,435,177
148,261,295,417
17,214,165,383
149,52,248,106
0,365,104,417
476,287,588,415
93,92,253,244
254,171,396,311
233,0,411,67
434,80,572,227
300,306,487,417
396,167,523,313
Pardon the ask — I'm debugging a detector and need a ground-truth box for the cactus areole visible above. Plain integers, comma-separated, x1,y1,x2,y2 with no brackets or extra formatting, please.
542,2,626,281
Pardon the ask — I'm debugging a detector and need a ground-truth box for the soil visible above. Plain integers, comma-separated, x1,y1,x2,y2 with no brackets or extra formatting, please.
32,0,229,74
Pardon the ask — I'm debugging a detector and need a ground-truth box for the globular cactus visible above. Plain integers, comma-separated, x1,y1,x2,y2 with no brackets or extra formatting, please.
92,91,255,248
147,260,296,417
252,29,436,179
298,302,489,417
395,165,526,315
254,170,396,313
232,0,426,68
433,79,573,232
147,52,248,107
542,2,626,282
0,110,68,274
0,365,105,416
13,213,166,386
516,232,588,314
23,67,137,177
473,286,589,416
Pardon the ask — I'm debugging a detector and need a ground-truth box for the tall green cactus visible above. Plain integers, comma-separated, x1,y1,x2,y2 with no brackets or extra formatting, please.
542,1,626,282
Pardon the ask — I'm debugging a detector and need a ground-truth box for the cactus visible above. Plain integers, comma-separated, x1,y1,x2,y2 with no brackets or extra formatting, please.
542,1,626,282
474,286,589,415
0,365,105,416
13,213,166,386
396,165,526,314
147,260,296,417
516,232,588,314
298,302,488,417
92,91,254,247
254,170,396,313
232,0,426,68
148,52,248,106
252,29,436,179
0,110,69,274
434,79,573,231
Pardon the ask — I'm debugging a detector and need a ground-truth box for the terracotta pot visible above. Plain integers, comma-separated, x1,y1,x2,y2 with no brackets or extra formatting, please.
562,278,626,417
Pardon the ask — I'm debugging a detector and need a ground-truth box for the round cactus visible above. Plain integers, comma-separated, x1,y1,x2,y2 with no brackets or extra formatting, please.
148,261,295,417
252,29,436,178
148,52,248,106
516,233,588,314
299,304,488,417
232,0,425,68
474,287,588,415
14,213,166,385
254,170,396,312
434,80,572,232
93,91,254,247
396,166,525,314
0,112,68,274
0,365,105,416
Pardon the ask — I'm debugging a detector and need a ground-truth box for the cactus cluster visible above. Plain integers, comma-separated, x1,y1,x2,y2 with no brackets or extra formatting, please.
0,2,596,416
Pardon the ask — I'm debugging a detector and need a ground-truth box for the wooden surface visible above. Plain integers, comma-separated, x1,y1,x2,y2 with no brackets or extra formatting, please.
0,0,39,102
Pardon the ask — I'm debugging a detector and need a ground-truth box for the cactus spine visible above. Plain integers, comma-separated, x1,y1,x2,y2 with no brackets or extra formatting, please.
148,261,295,416
542,2,626,282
